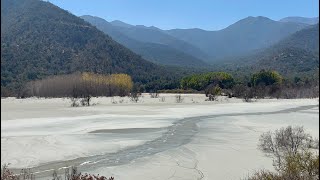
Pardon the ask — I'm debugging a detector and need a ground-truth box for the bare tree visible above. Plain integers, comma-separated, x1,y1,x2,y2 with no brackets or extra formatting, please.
248,126,319,180
258,126,316,171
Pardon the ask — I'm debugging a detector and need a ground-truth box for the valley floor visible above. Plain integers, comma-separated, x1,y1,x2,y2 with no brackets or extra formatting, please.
1,94,319,180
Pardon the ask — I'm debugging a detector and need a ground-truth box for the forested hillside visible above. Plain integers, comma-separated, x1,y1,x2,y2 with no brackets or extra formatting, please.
0,0,192,94
80,15,208,67
215,24,319,79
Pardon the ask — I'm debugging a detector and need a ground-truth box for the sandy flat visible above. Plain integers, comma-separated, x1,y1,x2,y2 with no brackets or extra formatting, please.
1,94,319,179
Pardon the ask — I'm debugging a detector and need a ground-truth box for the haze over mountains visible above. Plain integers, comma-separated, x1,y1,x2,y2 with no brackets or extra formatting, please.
82,15,317,66
167,16,309,60
80,15,208,67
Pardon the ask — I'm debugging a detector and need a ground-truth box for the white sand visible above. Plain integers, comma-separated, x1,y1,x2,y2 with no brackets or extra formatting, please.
1,94,319,179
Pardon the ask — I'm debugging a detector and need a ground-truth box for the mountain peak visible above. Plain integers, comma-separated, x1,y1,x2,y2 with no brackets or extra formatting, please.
110,20,133,28
224,16,274,30
243,16,272,22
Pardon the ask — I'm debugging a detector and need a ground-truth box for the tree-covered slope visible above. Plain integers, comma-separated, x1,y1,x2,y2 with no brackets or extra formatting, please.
274,23,319,52
0,0,187,92
80,15,208,67
215,24,319,77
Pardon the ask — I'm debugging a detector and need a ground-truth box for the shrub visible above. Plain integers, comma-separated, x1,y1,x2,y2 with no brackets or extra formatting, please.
130,84,140,103
247,126,319,180
205,85,222,101
247,152,319,180
159,96,166,102
1,165,115,180
149,91,159,98
175,94,184,103
70,97,80,107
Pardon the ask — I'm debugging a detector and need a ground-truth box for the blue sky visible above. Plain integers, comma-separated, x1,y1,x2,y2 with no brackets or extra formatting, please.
49,0,319,30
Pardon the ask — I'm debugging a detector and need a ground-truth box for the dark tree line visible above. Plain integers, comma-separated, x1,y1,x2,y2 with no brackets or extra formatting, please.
181,69,319,100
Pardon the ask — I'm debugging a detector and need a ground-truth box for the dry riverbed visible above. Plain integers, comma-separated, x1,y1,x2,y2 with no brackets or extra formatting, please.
1,94,319,179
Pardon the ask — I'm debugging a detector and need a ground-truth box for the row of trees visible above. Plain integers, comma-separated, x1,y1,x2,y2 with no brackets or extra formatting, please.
180,72,234,91
180,69,319,100
22,72,133,98
1,69,318,99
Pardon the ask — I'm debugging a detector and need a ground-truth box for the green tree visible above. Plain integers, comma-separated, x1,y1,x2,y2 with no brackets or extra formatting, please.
180,72,234,91
251,70,283,87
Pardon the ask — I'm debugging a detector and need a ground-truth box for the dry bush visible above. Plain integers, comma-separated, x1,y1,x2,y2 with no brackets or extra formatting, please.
60,166,114,180
276,85,319,99
1,164,35,180
175,94,183,103
1,165,114,180
231,84,256,102
246,169,280,180
247,152,319,180
205,85,222,101
247,126,319,180
1,164,19,180
110,97,117,104
159,96,166,102
149,90,159,98
70,97,80,107
130,93,140,103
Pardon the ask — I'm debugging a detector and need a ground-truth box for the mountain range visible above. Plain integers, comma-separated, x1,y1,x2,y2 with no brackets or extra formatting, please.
82,15,317,66
216,23,319,77
1,0,319,94
80,15,208,67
